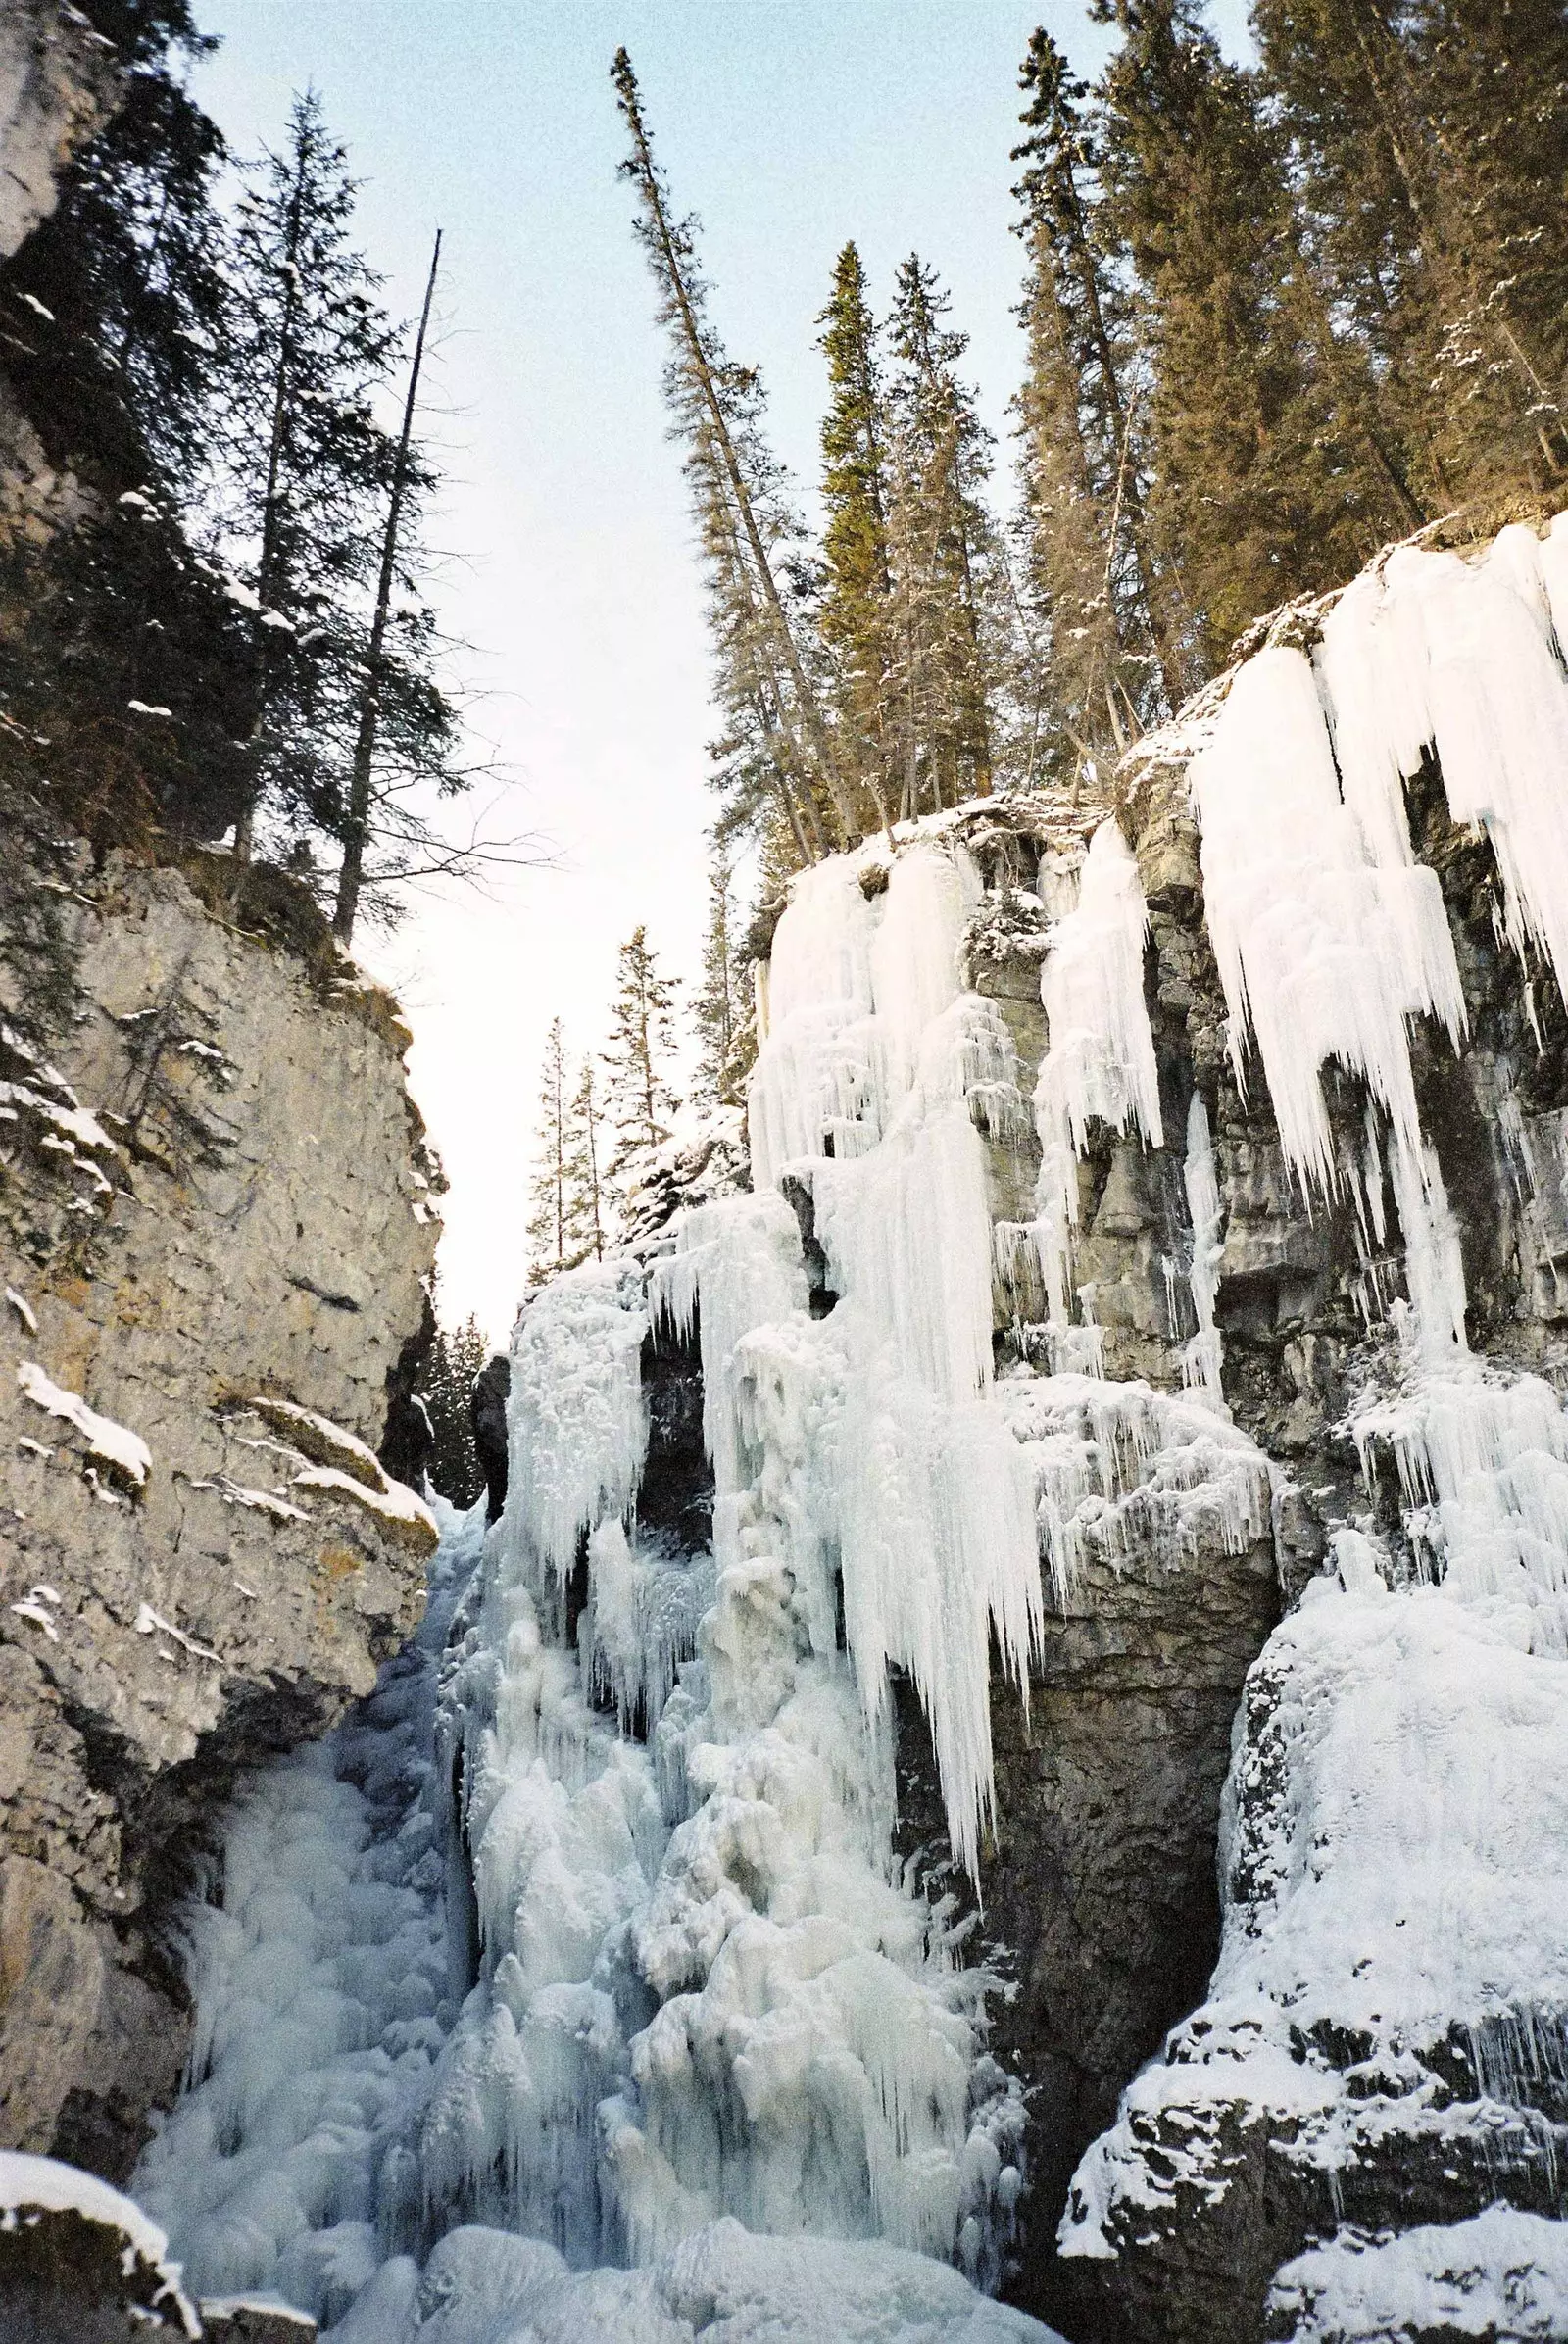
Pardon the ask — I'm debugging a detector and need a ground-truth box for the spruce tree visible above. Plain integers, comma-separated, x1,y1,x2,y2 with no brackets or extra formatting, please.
612,48,853,857
419,1314,488,1506
817,245,896,828
524,1016,572,1289
214,90,400,863
1254,0,1568,512
601,926,680,1199
693,858,754,1107
884,257,998,814
1092,0,1401,667
1010,28,1182,769
331,230,456,943
564,1059,608,1266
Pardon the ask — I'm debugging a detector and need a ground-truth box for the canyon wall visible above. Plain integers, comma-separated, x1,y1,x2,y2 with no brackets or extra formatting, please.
0,849,440,2177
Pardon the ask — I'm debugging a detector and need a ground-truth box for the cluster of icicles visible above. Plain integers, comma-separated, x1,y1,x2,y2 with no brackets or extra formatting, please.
137,512,1568,2333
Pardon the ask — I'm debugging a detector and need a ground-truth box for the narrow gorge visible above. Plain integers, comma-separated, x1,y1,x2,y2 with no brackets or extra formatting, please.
4,4,1568,2337
8,506,1568,2342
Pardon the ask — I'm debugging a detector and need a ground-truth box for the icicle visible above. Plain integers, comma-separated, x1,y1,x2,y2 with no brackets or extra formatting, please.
1181,1092,1225,1401
1031,818,1163,1356
1318,526,1568,1017
1188,645,1460,1199
507,1259,649,1586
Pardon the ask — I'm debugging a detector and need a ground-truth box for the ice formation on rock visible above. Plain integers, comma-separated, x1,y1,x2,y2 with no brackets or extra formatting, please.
1059,1575,1568,2262
1030,818,1162,1351
1060,515,1568,2308
1187,643,1463,1201
1266,2204,1568,2344
135,1498,487,2323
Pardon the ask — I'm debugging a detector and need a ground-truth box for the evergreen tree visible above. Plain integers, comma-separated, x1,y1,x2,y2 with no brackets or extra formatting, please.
1010,28,1182,773
612,48,854,858
693,857,754,1106
214,90,400,863
419,1314,488,1507
332,230,459,943
524,1016,572,1289
564,1058,608,1266
884,257,998,814
1093,0,1404,667
602,926,680,1197
816,245,896,828
1254,0,1568,512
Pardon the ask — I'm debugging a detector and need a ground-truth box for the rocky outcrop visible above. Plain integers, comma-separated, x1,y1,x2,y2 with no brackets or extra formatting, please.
1003,523,1568,2340
0,850,439,2176
0,1,118,264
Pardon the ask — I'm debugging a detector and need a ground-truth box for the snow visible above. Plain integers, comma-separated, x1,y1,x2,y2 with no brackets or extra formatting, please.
0,1078,119,1157
322,2217,1062,2342
17,1360,151,1487
1266,2204,1568,2342
5,1284,38,1334
292,1463,439,1546
134,1602,220,1665
0,2150,199,2334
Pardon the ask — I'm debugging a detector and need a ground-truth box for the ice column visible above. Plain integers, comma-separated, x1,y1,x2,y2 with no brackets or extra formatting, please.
1188,645,1464,1200
1318,519,1568,1012
1031,817,1163,1350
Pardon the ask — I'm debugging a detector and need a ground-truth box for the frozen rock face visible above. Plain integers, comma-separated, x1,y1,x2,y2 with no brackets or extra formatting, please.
0,851,439,2178
0,0,118,263
1043,515,1568,2341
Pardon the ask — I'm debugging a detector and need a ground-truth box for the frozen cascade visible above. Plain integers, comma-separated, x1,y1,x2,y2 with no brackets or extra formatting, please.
1186,642,1462,1202
1029,818,1162,1355
1181,1093,1223,1400
1060,513,1568,2283
1317,513,1568,1013
137,807,1293,2338
133,1496,489,2323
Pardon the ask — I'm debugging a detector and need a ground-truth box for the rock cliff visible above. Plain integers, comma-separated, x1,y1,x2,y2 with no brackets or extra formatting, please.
0,847,440,2177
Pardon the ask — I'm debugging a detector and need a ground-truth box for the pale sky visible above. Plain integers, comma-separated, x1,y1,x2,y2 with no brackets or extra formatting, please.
193,0,1244,1348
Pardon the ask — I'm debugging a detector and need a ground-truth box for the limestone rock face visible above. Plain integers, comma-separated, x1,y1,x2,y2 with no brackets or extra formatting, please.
0,0,119,264
0,855,439,2176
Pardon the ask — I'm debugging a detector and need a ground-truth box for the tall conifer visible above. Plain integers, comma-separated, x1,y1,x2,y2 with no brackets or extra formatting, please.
524,1016,572,1289
602,927,681,1197
612,49,853,855
885,257,997,813
817,245,896,829
1093,0,1398,666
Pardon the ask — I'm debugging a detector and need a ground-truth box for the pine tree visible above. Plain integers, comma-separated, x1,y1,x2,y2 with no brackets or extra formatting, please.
564,1058,608,1266
816,245,896,828
884,257,998,815
601,926,680,1200
524,1016,572,1289
612,47,854,858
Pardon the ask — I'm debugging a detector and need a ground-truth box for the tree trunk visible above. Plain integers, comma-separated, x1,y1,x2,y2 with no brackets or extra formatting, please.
332,229,442,943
